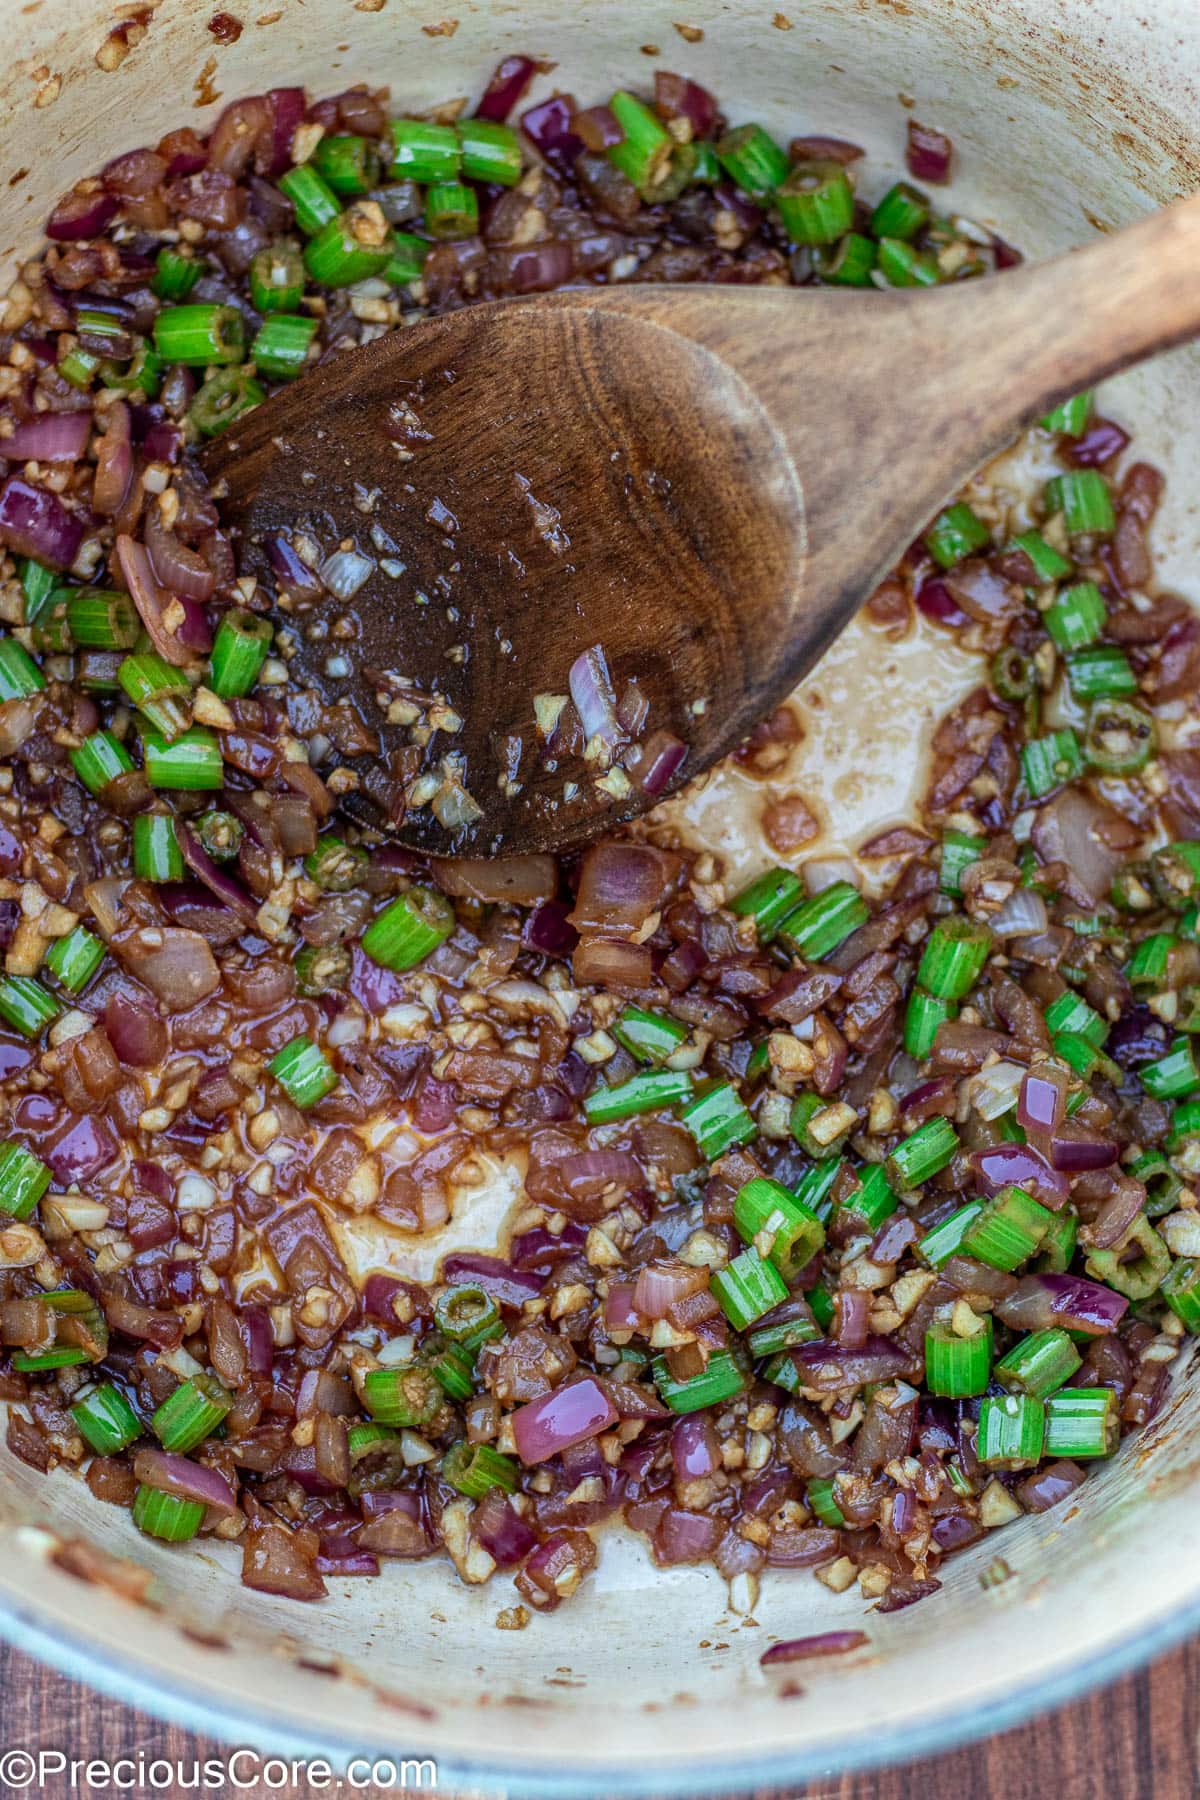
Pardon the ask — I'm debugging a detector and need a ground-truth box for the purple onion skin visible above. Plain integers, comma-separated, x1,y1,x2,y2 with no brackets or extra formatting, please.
520,95,585,168
47,190,119,241
0,413,92,463
876,1576,943,1614
45,1113,118,1184
1048,1131,1118,1174
511,1374,619,1465
760,1630,870,1666
670,1415,720,1482
916,576,969,628
440,1252,542,1306
476,55,537,123
0,478,84,570
314,1549,380,1577
1108,1004,1170,1070
523,900,578,957
970,1143,1069,1209
1018,1068,1066,1135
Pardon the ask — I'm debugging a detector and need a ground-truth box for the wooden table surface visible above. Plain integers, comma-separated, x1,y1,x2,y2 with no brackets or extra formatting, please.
0,1634,1195,1800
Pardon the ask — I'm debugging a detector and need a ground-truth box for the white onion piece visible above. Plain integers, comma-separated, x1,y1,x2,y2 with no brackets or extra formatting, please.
569,644,620,745
989,887,1049,937
319,547,375,600
970,1059,1026,1121
432,778,483,829
803,856,859,895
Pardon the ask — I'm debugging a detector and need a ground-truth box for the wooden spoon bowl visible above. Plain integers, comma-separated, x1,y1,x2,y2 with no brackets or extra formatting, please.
205,193,1200,855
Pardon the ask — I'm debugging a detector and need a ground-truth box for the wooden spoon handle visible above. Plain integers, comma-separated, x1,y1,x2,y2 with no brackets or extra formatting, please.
537,191,1200,679
890,187,1200,435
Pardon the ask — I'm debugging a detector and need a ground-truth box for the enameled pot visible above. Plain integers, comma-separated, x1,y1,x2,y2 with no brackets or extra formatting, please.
0,0,1198,1788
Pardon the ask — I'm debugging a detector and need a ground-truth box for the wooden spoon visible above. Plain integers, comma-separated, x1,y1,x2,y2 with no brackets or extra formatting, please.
204,193,1200,857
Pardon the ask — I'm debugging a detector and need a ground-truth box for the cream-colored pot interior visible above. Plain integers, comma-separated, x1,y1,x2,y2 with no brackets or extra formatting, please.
1,0,1199,1787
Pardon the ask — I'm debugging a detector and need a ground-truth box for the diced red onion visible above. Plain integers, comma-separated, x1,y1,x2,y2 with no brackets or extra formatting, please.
1018,1066,1068,1135
314,1547,379,1577
1017,1459,1085,1512
789,134,864,164
92,408,133,519
557,1148,642,1215
180,828,260,926
1047,1128,1118,1173
877,1577,943,1613
240,1304,274,1375
761,1630,868,1667
1067,418,1130,468
440,1252,542,1306
670,1415,720,1482
520,95,585,168
570,842,675,935
792,1336,911,1390
46,1113,118,1183
133,1448,236,1514
47,186,119,241
906,120,953,183
0,412,92,463
143,420,182,464
473,1487,537,1565
627,728,688,797
144,501,217,601
713,180,761,232
434,854,556,905
410,1078,458,1135
573,936,652,988
997,1272,1129,1336
632,1259,708,1320
242,1520,326,1600
523,900,578,957
970,1143,1069,1210
280,1442,342,1496
654,1505,723,1565
132,1159,172,1203
569,644,621,746
296,1368,356,1418
104,991,167,1067
609,1378,670,1422
0,477,83,570
834,1287,871,1350
115,534,194,667
1031,788,1123,909
572,104,624,151
511,1375,619,1465
476,56,537,123
510,1222,587,1272
360,1274,414,1326
1108,1004,1169,1070
916,576,968,628
1088,1177,1145,1249
264,87,306,176
653,70,718,138
267,533,324,601
891,1485,916,1536
604,1281,639,1333
490,242,576,294
931,1512,983,1553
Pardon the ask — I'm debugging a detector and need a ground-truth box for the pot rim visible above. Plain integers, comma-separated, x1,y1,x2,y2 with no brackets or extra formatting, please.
0,1585,1193,1792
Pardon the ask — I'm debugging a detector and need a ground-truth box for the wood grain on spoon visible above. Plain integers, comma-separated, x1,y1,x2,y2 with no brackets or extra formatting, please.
204,190,1200,857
